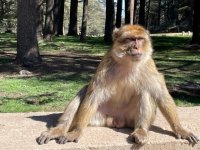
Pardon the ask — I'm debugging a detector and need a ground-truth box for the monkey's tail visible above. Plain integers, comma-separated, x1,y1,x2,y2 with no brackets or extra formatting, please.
57,85,88,131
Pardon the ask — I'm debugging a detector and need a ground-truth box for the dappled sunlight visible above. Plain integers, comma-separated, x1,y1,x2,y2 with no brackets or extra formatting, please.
0,34,200,112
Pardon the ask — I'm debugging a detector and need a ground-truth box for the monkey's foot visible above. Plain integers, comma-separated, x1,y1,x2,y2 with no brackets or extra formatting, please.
175,128,199,145
37,131,54,145
131,128,148,145
37,126,65,145
57,129,82,144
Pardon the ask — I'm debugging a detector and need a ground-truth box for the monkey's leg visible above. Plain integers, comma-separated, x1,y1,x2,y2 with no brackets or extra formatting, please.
158,92,199,145
130,93,156,145
37,85,88,145
57,94,98,144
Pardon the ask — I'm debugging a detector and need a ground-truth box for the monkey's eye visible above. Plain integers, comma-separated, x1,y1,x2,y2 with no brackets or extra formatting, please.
137,37,145,41
124,38,135,43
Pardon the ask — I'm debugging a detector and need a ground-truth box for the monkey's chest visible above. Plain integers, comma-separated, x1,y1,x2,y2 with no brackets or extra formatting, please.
98,85,140,122
98,97,139,128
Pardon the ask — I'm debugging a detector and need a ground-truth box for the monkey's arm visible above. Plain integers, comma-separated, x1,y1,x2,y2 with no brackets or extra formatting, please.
157,79,199,145
56,84,108,144
57,59,113,143
59,85,88,125
131,91,156,145
37,85,88,145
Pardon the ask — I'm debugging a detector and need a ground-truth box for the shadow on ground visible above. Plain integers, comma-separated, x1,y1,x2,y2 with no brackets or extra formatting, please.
1,51,200,105
0,51,102,75
29,112,175,144
29,113,62,128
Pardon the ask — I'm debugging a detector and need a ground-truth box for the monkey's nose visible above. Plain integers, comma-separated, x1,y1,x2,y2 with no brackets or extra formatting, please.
133,44,139,49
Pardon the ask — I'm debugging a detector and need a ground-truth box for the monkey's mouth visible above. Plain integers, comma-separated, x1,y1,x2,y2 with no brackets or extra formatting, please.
126,50,142,57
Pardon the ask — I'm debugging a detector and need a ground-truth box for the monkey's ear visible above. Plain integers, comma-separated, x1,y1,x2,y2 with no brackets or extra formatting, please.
112,28,119,41
145,29,150,36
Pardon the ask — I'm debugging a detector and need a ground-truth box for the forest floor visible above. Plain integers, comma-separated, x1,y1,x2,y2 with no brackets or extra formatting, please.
0,50,103,112
0,34,200,149
0,34,200,112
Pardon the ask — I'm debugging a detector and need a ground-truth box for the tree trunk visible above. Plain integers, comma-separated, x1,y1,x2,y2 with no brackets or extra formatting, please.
80,0,88,41
36,0,44,41
157,0,161,25
116,0,122,28
104,0,115,43
68,0,78,36
134,0,138,23
130,0,134,25
54,0,65,36
164,0,170,25
16,0,42,67
125,0,130,24
170,0,176,24
191,0,200,44
57,0,65,35
138,0,145,26
145,0,151,28
43,0,54,40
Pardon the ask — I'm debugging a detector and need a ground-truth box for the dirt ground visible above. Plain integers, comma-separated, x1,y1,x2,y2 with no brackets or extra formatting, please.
0,107,199,149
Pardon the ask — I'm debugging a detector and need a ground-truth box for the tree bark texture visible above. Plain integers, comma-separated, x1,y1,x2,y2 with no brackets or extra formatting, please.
57,0,65,35
157,0,161,26
36,0,44,41
104,0,115,42
54,0,65,36
125,0,130,24
80,0,88,41
43,0,54,40
116,0,122,28
130,0,134,25
191,0,200,44
68,0,78,36
145,0,151,28
138,0,145,26
16,0,42,67
133,0,138,23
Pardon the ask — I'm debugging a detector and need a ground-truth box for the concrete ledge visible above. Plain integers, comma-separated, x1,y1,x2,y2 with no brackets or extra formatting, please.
0,107,199,150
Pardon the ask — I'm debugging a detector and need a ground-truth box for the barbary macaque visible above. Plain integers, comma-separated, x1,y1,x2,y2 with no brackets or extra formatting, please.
37,25,199,145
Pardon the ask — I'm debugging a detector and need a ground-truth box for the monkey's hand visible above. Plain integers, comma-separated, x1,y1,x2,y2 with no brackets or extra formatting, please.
175,127,199,145
130,128,148,145
57,129,82,144
37,125,66,145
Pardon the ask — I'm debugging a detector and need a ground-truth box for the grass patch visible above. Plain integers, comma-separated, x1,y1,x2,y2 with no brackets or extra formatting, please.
39,36,110,54
0,33,200,112
0,33,16,51
0,73,90,112
0,33,110,54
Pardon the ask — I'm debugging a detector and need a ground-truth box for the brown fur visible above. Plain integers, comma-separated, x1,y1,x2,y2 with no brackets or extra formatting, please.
37,25,199,145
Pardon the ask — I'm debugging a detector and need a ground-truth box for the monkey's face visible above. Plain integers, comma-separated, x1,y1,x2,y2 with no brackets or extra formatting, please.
121,37,144,58
112,25,153,62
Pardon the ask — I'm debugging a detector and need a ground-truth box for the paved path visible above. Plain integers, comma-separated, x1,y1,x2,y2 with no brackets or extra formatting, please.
0,107,200,150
